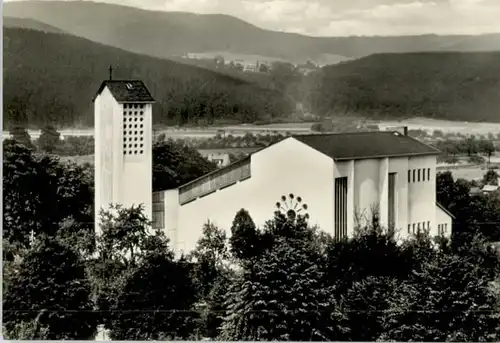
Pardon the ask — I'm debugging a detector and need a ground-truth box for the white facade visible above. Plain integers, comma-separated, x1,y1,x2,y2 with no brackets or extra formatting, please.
153,136,454,255
436,203,454,237
94,83,154,234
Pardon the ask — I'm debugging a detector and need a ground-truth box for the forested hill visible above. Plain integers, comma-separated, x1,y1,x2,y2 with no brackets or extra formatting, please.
3,28,293,128
307,52,500,123
5,1,500,65
3,16,67,34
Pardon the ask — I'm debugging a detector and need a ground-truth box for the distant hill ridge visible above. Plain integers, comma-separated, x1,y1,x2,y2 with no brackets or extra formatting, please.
3,16,67,34
3,27,293,128
309,51,500,122
4,0,500,65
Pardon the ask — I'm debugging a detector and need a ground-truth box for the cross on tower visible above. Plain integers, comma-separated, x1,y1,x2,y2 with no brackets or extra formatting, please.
108,65,113,80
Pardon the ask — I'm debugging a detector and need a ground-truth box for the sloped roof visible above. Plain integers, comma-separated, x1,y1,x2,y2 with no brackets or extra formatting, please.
293,131,440,160
93,80,155,103
482,184,499,192
437,202,456,219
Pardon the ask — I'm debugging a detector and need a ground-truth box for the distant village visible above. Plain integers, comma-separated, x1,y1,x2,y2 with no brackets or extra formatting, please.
181,53,321,75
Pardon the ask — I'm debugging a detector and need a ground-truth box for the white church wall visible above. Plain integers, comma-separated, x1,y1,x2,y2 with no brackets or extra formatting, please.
408,155,437,236
352,158,381,226
94,86,117,234
435,205,453,239
94,86,154,235
173,137,335,255
388,157,410,238
119,103,153,221
340,156,429,240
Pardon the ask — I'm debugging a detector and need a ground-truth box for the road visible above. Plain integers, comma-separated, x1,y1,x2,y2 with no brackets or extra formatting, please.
3,126,313,140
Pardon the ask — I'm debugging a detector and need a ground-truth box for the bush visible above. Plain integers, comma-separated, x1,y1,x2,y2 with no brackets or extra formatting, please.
3,236,97,340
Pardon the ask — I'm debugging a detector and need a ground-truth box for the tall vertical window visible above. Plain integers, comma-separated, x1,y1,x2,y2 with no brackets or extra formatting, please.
408,170,411,183
427,168,431,180
417,169,421,182
335,177,348,241
152,192,165,230
388,173,397,233
413,170,416,182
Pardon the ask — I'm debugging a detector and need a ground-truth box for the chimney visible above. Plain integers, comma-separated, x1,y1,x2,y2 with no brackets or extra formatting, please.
386,126,408,136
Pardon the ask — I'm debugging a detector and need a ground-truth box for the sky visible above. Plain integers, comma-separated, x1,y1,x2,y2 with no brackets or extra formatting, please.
7,0,500,36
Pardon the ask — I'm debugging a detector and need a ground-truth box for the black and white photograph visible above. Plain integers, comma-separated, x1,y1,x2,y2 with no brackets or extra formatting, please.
2,0,500,340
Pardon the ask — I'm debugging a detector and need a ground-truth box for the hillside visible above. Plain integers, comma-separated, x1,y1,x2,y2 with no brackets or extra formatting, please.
3,16,67,34
5,1,500,65
3,28,293,128
308,52,500,122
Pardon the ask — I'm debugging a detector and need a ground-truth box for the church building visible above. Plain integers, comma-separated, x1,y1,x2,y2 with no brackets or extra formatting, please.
93,79,454,255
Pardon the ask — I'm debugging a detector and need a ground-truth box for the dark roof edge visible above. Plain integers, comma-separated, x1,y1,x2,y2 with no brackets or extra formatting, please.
92,80,156,103
176,156,251,191
437,202,456,219
160,136,292,192
334,151,440,161
404,134,441,154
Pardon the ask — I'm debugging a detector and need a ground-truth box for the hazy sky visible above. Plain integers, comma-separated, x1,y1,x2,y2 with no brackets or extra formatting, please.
7,0,500,36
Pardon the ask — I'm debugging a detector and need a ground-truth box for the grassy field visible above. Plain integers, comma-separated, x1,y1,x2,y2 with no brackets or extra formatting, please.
7,117,500,139
377,117,500,135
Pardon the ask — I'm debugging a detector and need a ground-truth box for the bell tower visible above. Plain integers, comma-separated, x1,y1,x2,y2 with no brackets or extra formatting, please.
93,78,155,234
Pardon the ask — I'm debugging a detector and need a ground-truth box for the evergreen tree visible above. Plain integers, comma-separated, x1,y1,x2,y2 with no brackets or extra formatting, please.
3,236,97,340
220,215,348,341
3,140,93,248
37,125,61,153
229,209,260,260
9,125,33,148
379,236,500,341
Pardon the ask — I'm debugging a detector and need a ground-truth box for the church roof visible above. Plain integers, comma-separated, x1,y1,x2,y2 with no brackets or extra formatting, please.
93,80,155,103
436,202,456,219
293,131,440,160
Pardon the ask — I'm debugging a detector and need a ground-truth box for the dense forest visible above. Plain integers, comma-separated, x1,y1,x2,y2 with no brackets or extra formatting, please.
3,28,293,128
308,52,500,122
5,26,500,128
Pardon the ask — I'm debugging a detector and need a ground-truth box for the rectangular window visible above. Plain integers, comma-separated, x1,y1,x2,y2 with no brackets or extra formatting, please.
413,170,416,182
408,170,411,183
388,173,397,233
444,223,448,232
335,177,348,241
412,223,416,234
417,222,421,233
417,169,421,182
408,224,411,234
427,168,431,180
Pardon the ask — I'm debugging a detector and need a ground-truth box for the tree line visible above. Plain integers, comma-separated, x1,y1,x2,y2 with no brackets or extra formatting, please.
306,52,500,123
3,28,294,129
3,136,500,340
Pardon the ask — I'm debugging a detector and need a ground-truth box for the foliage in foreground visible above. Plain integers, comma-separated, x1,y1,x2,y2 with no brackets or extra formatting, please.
3,236,97,340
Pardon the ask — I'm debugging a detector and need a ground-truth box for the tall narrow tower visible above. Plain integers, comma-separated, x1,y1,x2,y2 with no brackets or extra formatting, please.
93,79,155,234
